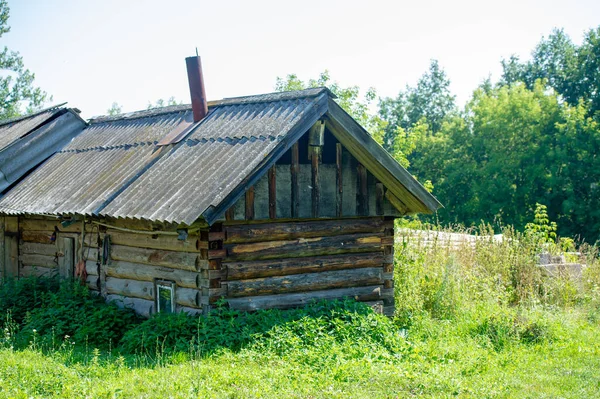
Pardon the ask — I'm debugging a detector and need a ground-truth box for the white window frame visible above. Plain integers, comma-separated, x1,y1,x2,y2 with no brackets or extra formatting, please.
155,280,175,313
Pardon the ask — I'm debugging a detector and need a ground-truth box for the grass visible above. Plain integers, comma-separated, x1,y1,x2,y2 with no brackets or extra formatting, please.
1,219,600,398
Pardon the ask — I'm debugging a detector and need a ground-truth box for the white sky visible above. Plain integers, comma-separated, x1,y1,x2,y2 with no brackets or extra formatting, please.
4,0,600,119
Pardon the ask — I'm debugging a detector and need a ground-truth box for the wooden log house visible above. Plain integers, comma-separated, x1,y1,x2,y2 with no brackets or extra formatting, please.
0,57,441,317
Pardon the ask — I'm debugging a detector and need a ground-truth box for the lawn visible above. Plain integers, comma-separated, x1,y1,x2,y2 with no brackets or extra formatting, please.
1,219,599,398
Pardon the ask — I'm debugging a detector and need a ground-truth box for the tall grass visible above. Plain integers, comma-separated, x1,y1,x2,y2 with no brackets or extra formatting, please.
0,218,599,397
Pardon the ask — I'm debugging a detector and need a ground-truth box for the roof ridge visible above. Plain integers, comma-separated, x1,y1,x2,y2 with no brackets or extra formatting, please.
87,87,335,125
0,103,68,127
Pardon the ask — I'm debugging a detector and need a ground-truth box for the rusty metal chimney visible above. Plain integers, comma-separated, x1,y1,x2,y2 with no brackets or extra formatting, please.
185,55,208,122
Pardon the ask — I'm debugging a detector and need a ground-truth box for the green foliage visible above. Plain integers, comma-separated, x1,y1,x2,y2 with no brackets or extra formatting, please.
379,60,456,152
525,203,557,245
0,277,139,350
146,96,180,110
275,70,387,148
106,102,122,116
0,0,49,120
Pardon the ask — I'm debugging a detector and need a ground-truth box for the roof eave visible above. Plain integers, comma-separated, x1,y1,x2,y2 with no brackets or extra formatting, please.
324,97,442,214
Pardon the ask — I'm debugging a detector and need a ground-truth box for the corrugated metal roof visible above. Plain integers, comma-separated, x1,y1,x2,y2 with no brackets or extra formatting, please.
0,105,66,151
101,96,320,224
0,88,329,223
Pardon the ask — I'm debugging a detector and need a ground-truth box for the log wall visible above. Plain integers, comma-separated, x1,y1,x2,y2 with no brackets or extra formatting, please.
215,217,395,316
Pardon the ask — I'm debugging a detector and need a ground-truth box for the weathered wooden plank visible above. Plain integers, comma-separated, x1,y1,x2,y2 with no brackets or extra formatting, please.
106,294,154,318
19,265,57,278
291,142,299,218
311,146,320,218
20,253,57,268
336,143,343,217
4,235,18,278
224,233,383,261
245,186,255,220
21,230,53,244
227,285,383,311
225,252,386,280
376,182,385,216
357,163,368,215
20,218,80,233
106,261,198,289
105,231,200,253
176,287,200,308
224,218,387,244
223,267,383,297
268,167,277,219
109,245,198,271
19,242,57,257
106,277,154,300
225,206,235,221
385,190,408,215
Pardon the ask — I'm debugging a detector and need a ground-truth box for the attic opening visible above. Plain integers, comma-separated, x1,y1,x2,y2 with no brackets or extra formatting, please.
276,127,339,165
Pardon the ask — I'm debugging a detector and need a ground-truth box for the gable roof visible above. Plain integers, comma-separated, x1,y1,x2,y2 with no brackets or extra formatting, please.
0,105,86,194
0,88,441,225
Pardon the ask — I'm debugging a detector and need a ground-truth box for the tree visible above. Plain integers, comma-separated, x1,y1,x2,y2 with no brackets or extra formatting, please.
107,102,122,116
147,96,180,110
275,70,386,146
379,60,456,153
0,0,49,120
500,27,600,117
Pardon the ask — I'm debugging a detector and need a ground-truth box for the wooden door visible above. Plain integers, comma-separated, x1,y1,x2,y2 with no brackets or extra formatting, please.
58,237,75,278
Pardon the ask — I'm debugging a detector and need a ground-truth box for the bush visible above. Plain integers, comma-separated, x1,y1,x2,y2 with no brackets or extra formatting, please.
0,277,60,325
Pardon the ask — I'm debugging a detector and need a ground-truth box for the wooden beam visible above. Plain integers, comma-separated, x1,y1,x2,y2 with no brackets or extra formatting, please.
225,252,387,280
268,166,276,219
290,142,299,219
223,267,383,298
385,190,408,215
245,186,255,220
336,143,343,217
225,207,235,221
357,163,368,216
311,147,320,218
4,217,19,278
227,285,383,311
376,182,385,216
224,218,388,244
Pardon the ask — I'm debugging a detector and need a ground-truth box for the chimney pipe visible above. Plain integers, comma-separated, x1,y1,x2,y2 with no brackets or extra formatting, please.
185,56,208,122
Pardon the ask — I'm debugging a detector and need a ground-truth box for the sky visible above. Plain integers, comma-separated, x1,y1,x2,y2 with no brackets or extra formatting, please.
4,0,600,119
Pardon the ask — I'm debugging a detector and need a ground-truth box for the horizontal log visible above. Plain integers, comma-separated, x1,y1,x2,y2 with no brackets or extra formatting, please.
227,285,383,311
106,261,198,289
224,218,390,244
106,294,154,318
83,247,99,262
20,218,81,233
223,267,383,298
85,260,99,276
20,253,57,268
86,275,100,291
19,266,57,278
176,287,200,308
200,287,227,304
225,252,386,280
105,231,202,253
21,231,54,244
106,277,154,300
224,233,384,261
20,242,57,256
109,245,198,271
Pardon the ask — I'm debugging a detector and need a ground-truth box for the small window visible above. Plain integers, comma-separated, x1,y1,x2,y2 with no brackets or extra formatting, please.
156,280,175,313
